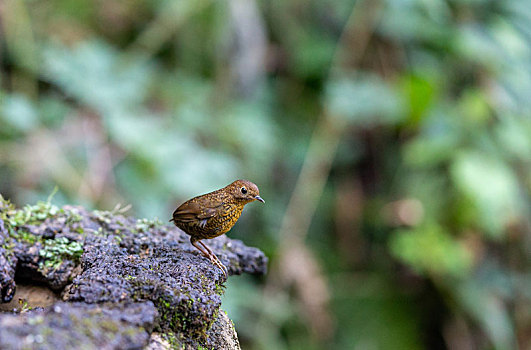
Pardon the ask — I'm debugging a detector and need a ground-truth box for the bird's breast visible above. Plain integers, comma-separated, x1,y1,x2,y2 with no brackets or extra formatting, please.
214,203,244,233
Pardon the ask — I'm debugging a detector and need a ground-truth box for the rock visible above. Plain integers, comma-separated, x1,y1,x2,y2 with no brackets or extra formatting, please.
0,197,267,349
0,218,17,302
0,301,157,350
145,309,240,350
205,310,241,349
147,332,172,350
62,234,225,340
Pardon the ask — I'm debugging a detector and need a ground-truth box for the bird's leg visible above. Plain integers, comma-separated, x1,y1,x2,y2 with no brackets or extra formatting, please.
198,240,213,256
190,238,227,277
199,241,228,276
190,238,211,258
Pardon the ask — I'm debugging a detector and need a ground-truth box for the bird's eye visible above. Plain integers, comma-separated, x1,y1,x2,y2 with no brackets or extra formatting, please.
241,187,247,194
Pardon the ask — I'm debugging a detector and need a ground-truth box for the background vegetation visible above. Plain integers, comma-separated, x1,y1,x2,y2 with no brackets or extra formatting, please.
1,0,531,349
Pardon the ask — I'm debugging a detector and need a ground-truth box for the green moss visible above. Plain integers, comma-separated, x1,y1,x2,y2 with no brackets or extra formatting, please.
40,326,54,340
18,299,33,313
93,227,105,236
17,229,39,244
93,209,113,224
99,319,120,333
214,283,225,296
161,331,184,349
39,236,83,270
0,194,16,218
122,326,144,338
154,295,204,337
82,317,96,329
2,243,15,266
64,207,83,224
27,315,44,326
135,217,164,233
2,241,15,251
2,188,61,227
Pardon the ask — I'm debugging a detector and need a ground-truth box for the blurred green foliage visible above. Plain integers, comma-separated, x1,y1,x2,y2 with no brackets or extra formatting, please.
1,0,531,349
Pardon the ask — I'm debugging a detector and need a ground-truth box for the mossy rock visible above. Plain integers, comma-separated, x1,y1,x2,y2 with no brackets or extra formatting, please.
0,195,267,349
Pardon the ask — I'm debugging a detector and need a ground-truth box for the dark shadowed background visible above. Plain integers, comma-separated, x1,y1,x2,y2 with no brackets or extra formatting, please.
1,0,531,349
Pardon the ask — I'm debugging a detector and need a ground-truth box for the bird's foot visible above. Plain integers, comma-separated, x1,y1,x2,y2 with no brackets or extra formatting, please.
209,254,228,278
190,239,228,277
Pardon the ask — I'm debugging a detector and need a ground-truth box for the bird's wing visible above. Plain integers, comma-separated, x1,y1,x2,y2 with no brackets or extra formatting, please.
172,198,223,223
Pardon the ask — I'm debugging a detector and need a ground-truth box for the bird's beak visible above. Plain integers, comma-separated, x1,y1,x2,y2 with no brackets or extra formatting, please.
255,195,265,203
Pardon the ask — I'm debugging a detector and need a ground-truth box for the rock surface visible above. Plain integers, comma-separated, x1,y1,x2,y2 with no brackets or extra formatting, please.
0,218,17,302
0,302,157,349
0,196,267,349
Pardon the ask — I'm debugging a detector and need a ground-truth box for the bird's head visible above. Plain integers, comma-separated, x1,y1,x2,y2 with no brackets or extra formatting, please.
228,179,265,204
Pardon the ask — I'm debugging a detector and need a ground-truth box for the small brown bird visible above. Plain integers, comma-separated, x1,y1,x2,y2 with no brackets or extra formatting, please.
170,179,264,276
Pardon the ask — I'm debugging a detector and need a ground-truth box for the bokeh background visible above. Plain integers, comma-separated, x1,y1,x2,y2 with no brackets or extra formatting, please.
1,0,531,349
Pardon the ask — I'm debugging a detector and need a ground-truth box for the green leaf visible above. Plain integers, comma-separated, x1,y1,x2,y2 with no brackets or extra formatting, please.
1,94,38,132
42,41,151,115
325,74,405,126
390,224,473,278
399,73,437,126
451,151,521,237
495,116,531,160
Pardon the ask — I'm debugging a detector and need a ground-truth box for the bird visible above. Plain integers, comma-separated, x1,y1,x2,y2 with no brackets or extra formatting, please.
170,179,264,276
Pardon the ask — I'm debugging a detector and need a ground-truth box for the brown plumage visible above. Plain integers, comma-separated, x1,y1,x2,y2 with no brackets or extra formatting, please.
170,179,264,276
